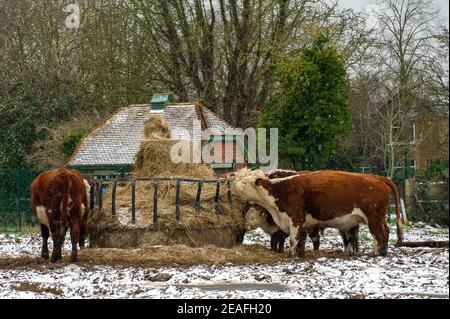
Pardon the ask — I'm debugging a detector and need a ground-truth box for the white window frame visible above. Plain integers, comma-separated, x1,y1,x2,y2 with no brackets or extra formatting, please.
410,159,417,171
410,123,416,144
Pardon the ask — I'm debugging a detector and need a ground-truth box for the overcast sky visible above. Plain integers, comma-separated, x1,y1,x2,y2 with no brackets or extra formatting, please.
337,0,449,27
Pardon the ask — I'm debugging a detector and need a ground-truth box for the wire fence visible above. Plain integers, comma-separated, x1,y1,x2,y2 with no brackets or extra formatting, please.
0,167,42,229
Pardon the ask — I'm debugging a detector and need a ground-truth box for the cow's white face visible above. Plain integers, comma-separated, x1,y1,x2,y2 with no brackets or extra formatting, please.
233,168,268,202
244,207,269,231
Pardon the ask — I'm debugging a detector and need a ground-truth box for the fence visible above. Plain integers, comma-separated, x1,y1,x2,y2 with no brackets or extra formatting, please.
0,166,442,229
0,167,42,229
89,176,233,224
410,180,448,225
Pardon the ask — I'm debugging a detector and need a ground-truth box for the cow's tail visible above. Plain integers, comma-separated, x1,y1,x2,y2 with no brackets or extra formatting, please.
384,178,404,245
61,173,72,227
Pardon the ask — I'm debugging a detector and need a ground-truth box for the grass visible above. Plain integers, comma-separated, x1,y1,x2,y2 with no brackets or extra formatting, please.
0,224,40,235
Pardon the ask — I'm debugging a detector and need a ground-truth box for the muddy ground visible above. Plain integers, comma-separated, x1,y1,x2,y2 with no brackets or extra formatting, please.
0,222,448,299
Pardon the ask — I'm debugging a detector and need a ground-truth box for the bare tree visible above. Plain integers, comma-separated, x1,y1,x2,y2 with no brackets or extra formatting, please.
370,0,445,178
125,0,374,127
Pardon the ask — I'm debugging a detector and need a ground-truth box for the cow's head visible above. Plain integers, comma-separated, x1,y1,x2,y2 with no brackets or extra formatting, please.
233,168,270,203
244,206,269,231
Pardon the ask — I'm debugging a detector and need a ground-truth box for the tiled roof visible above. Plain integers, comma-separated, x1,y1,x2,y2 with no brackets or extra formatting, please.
164,103,203,140
67,103,239,167
202,107,236,135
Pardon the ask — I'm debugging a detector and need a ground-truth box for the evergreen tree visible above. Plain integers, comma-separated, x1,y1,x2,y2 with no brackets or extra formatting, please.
260,35,352,170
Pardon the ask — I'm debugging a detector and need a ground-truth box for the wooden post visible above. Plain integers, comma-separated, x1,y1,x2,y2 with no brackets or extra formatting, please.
400,198,408,222
131,182,136,224
111,182,117,216
175,180,181,221
195,181,203,214
227,179,232,203
215,181,221,214
153,181,158,224
89,182,95,210
98,182,103,210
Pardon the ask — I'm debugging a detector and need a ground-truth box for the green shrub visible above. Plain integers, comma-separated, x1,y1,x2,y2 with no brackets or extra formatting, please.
411,160,449,226
60,128,87,159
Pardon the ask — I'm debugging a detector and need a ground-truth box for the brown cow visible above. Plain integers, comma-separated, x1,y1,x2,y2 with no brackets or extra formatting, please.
234,169,403,257
247,169,359,254
30,168,90,262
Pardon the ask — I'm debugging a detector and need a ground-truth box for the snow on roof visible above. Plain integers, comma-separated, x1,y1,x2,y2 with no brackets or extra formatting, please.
67,103,240,168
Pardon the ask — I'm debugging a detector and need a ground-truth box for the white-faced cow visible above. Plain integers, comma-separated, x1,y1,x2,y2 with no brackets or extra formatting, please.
244,202,359,254
244,202,318,252
244,169,359,254
234,168,403,257
30,168,90,262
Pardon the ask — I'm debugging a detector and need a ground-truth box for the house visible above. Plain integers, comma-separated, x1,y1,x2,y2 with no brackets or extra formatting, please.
357,91,448,177
410,113,449,171
66,94,251,177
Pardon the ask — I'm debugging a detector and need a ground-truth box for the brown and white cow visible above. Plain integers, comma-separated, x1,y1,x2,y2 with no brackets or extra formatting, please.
247,169,359,254
244,202,359,254
30,168,90,262
244,203,318,252
233,168,403,257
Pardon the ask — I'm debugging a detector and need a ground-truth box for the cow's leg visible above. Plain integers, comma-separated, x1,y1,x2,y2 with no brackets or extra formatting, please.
309,226,321,251
40,224,50,259
271,231,287,253
348,225,360,253
70,221,80,262
57,227,68,259
288,223,300,257
49,221,62,262
289,228,306,257
295,231,307,257
339,229,354,255
368,217,389,256
79,222,86,249
49,216,67,262
270,233,279,252
79,205,88,248
278,233,288,253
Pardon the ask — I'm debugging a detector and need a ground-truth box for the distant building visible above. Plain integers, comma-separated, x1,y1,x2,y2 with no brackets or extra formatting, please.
357,92,448,177
66,94,250,177
410,113,449,171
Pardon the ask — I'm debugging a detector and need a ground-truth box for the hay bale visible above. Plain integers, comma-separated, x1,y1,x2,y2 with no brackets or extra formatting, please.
134,139,214,179
143,115,171,139
86,114,246,245
96,181,244,231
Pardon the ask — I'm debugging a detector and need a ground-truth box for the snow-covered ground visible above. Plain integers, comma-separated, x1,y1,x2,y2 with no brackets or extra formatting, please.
0,223,448,299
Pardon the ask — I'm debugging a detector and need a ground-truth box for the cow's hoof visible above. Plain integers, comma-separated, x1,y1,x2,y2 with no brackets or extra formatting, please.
70,255,78,262
41,252,49,260
50,255,59,263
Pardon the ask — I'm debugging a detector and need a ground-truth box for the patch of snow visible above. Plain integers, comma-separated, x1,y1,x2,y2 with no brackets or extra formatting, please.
0,223,448,299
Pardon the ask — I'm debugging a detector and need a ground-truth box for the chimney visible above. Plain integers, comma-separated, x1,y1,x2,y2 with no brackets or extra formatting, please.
150,93,170,112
